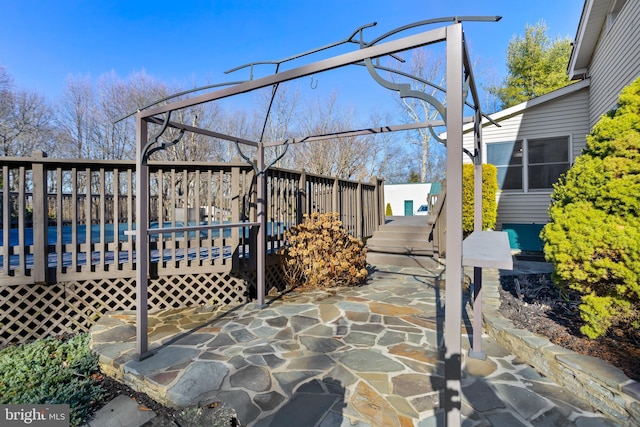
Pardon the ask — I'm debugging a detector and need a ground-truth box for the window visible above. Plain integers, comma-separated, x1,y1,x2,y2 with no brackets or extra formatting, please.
487,136,570,191
606,0,628,31
487,141,523,190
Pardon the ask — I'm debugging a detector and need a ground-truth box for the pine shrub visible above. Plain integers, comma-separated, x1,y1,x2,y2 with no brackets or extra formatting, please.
462,163,498,236
278,212,368,290
0,334,104,427
385,202,393,217
541,77,640,339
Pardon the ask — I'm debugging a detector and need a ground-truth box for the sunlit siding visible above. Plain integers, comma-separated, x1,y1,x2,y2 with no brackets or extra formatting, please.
495,192,552,228
464,85,590,162
588,1,640,127
462,85,590,226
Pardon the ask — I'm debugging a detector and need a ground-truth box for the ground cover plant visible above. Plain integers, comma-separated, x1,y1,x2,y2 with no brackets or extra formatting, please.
541,77,640,340
0,333,104,427
279,211,368,290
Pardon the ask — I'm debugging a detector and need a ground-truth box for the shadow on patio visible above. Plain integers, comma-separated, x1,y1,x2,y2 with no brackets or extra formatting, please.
90,265,614,427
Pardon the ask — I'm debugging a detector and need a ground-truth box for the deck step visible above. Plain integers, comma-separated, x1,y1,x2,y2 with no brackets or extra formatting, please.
376,225,431,234
366,237,434,256
366,252,441,269
365,216,438,267
370,230,430,241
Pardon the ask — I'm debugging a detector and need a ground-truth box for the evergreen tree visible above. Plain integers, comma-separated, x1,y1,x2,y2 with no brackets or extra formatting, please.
489,21,572,109
407,171,421,183
541,77,640,339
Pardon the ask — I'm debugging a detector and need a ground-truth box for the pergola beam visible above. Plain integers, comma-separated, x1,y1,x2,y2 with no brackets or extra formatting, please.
133,21,502,427
147,116,475,150
140,26,447,118
262,118,474,148
146,116,260,148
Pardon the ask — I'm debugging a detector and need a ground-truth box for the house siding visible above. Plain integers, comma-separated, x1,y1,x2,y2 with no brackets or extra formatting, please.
495,192,552,227
463,85,590,228
588,0,640,127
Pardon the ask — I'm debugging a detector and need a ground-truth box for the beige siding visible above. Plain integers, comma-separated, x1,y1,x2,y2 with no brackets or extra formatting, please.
588,1,640,127
465,86,590,161
463,86,589,225
495,192,552,228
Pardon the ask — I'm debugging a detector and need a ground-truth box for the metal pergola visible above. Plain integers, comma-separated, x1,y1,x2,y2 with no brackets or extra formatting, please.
132,17,511,426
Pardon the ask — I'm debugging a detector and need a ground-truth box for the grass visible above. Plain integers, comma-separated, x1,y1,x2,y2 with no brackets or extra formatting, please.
0,333,104,427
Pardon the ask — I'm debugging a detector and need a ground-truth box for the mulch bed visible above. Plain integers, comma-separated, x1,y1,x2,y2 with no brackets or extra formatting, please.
498,272,640,381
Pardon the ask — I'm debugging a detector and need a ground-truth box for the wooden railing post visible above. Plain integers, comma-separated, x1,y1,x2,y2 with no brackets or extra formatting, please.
376,178,385,227
332,177,339,214
249,168,258,270
296,170,306,224
356,181,363,239
231,163,241,270
31,150,48,284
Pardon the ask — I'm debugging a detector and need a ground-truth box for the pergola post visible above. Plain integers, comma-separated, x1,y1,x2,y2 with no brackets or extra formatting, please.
444,22,464,427
135,115,150,358
129,21,505,380
256,142,267,308
470,108,486,360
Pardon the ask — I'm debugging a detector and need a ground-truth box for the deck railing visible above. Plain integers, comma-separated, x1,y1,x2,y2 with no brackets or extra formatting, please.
0,151,383,343
0,151,384,286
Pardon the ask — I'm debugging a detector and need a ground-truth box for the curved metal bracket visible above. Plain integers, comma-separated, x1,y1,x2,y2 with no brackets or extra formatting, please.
264,143,289,171
225,22,380,79
146,128,186,159
140,111,187,163
234,141,259,175
114,81,246,126
463,148,477,160
234,140,290,177
141,112,171,164
365,16,501,47
429,126,446,145
364,58,447,138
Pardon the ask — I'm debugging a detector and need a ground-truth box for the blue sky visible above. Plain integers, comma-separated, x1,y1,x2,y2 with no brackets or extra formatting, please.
1,0,584,111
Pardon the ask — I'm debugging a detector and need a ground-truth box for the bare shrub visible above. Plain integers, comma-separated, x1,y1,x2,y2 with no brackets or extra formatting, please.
278,212,368,290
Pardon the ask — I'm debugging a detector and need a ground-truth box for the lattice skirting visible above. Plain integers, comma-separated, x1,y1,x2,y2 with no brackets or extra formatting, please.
0,265,284,346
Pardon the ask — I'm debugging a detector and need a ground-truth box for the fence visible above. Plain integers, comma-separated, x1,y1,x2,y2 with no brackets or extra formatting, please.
0,151,384,344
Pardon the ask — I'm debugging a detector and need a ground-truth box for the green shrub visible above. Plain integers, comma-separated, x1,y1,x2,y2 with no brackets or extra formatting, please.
385,202,393,217
462,163,498,236
0,334,104,427
278,212,368,290
541,77,640,339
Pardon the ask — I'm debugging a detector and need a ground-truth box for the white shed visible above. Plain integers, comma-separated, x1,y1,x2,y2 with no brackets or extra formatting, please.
383,183,432,216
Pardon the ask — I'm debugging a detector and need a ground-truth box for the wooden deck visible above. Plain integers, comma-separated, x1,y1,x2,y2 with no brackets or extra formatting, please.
0,152,385,344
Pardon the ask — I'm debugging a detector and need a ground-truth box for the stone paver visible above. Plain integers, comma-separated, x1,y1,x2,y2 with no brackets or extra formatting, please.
90,264,631,426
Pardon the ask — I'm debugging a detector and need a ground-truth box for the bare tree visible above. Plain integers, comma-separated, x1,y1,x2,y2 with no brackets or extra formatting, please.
360,110,410,183
391,48,447,183
56,75,98,158
217,108,254,162
0,66,53,157
96,70,171,160
477,63,503,115
293,92,371,180
255,84,300,169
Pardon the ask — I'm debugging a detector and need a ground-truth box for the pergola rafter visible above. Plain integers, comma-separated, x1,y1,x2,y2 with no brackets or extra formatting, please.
133,18,510,427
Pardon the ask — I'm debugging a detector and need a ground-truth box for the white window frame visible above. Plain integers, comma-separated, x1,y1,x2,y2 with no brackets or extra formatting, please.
606,0,628,32
486,134,572,193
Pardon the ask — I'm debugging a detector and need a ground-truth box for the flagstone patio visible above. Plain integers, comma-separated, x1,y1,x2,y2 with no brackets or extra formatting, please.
90,265,620,426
